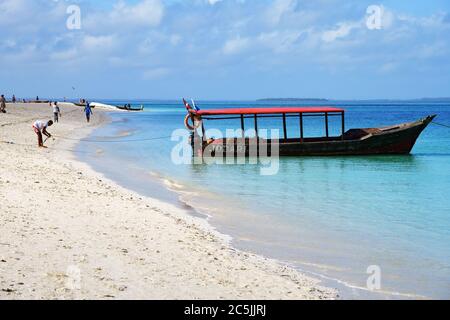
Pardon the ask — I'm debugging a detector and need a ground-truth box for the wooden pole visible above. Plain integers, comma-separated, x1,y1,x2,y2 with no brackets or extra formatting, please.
240,114,245,138
300,113,304,142
201,122,206,142
190,132,195,157
283,113,287,140
341,111,345,140
254,114,259,156
325,112,329,138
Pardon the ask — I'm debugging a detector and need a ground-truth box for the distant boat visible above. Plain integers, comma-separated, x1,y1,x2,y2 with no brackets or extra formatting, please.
116,104,144,112
73,102,143,111
77,102,117,110
182,99,435,157
30,100,50,103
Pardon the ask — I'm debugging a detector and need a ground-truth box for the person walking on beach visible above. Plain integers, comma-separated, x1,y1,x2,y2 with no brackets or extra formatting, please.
84,101,93,123
0,95,6,113
32,120,53,148
53,102,61,123
12,95,16,103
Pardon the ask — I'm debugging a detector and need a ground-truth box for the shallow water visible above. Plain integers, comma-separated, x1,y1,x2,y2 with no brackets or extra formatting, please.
77,100,450,299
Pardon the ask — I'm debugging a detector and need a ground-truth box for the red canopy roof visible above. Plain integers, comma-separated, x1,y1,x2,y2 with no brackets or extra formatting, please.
194,106,344,116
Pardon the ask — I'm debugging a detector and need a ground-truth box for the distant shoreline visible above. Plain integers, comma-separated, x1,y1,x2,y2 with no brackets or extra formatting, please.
257,98,329,102
257,97,450,103
4,97,450,104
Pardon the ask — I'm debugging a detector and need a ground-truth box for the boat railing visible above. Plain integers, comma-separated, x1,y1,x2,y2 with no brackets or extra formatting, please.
202,111,345,142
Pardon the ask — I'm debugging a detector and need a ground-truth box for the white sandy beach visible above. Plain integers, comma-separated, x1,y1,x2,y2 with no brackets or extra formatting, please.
0,103,337,300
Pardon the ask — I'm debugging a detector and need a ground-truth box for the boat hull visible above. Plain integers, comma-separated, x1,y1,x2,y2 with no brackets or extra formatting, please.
195,115,435,157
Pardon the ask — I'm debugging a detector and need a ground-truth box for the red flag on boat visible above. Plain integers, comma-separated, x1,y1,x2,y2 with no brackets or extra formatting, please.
183,98,193,111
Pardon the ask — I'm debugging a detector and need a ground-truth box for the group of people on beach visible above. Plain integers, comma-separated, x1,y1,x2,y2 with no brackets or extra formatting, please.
1,94,94,147
32,101,93,148
0,94,42,113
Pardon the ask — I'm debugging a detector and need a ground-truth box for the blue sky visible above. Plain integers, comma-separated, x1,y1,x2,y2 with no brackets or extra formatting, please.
0,0,449,100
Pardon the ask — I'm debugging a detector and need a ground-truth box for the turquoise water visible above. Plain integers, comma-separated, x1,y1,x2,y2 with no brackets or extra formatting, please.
77,100,450,299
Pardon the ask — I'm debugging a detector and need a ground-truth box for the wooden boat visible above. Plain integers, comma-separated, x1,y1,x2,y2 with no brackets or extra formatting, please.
116,104,144,112
182,99,435,157
30,100,50,104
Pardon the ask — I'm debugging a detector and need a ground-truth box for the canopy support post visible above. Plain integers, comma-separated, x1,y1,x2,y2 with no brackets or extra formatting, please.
283,113,287,140
254,114,259,156
201,122,206,142
240,114,245,138
341,111,345,140
300,113,304,143
325,112,329,138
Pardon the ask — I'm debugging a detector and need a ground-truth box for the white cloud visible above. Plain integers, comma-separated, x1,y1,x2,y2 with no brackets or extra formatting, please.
258,30,303,53
415,41,449,59
82,35,117,50
84,0,164,32
223,36,250,55
0,0,27,17
207,0,223,5
0,0,65,29
381,8,395,29
266,0,297,25
110,0,164,27
321,22,360,42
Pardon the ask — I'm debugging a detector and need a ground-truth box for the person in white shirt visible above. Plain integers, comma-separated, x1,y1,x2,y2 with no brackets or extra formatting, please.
32,120,53,148
52,102,61,123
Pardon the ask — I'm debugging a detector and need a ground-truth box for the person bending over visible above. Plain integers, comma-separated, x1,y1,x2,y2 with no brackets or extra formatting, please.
32,120,53,148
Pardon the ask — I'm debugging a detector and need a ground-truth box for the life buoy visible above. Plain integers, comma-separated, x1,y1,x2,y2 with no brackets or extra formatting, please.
184,114,200,131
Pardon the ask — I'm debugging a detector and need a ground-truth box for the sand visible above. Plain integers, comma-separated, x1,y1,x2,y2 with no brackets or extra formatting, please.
0,103,337,300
